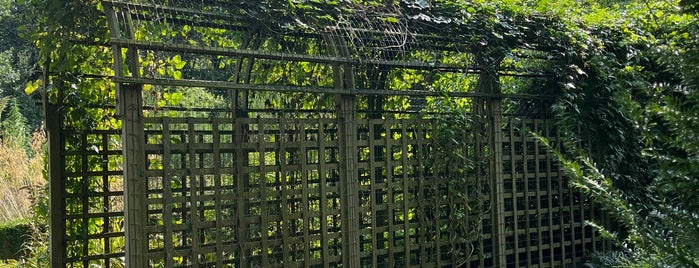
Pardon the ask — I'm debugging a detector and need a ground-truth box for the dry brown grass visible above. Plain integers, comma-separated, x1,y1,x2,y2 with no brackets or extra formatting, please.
0,130,46,224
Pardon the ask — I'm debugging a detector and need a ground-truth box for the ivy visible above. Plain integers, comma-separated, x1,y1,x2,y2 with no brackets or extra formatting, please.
427,104,485,265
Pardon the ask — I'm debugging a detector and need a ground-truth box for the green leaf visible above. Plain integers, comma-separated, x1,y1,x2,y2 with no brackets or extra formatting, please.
169,92,183,104
384,17,398,23
24,79,41,95
171,55,186,70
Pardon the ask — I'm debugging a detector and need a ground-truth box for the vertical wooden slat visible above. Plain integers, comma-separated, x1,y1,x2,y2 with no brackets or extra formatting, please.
489,92,506,268
534,120,544,268
507,116,524,267
382,122,394,267
101,133,112,268
81,133,90,268
554,124,565,266
121,84,146,268
545,120,555,265
278,120,292,265
162,119,174,267
188,120,201,268
414,123,426,267
431,119,443,268
105,3,147,266
317,121,330,268
296,120,311,268
213,119,224,267
509,117,519,268
368,120,379,268
567,177,575,264
235,118,249,268
325,32,360,268
337,93,360,267
401,121,411,266
521,119,530,268
258,123,269,267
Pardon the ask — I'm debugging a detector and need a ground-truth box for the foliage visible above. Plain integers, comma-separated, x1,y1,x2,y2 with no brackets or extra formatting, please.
1,99,29,150
0,98,45,224
543,0,699,267
426,98,486,265
0,0,41,130
0,96,46,266
0,222,30,260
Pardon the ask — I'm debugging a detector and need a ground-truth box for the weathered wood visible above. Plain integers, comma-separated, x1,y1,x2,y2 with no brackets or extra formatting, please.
107,3,149,266
108,38,485,74
112,77,556,100
46,101,64,267
325,32,362,267
474,54,508,267
162,118,175,268
120,82,147,268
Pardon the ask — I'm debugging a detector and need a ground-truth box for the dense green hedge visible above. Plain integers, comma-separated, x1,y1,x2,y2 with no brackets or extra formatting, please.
0,222,29,260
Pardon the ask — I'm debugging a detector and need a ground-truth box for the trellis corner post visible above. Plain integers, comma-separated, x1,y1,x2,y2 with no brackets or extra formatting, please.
45,57,65,267
105,3,148,267
475,54,507,267
326,33,362,267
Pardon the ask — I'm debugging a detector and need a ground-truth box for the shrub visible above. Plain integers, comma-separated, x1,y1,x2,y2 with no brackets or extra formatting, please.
0,221,30,260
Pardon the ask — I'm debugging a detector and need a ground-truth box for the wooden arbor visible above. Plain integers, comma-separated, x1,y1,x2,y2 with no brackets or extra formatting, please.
46,1,609,267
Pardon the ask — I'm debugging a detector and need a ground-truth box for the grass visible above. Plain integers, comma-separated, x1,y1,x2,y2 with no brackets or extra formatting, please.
0,131,46,266
0,130,45,226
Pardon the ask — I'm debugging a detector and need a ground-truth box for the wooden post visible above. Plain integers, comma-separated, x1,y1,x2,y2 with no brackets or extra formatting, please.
325,34,361,267
475,54,506,267
488,88,506,268
120,83,147,268
47,104,63,268
46,56,65,267
337,92,359,267
105,4,147,267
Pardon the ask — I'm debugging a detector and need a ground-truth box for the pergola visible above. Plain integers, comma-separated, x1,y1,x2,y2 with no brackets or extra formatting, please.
45,1,608,267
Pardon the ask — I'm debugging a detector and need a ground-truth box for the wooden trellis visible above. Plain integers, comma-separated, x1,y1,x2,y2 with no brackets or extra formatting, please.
44,1,610,267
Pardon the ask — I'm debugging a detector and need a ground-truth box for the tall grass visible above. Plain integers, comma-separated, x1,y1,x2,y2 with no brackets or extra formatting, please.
0,130,46,224
0,97,45,225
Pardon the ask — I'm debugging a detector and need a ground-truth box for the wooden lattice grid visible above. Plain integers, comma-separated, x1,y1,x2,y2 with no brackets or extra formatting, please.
60,128,125,267
138,115,495,268
500,118,606,267
51,110,608,267
141,117,346,267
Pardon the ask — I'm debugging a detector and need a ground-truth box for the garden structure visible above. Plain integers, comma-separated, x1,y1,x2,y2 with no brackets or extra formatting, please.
44,1,610,267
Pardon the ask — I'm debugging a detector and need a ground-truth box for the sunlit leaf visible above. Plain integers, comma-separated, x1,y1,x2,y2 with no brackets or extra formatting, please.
24,79,41,95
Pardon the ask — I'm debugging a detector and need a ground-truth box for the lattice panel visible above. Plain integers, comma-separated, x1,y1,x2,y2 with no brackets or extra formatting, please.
142,117,343,267
54,113,607,267
62,129,125,267
501,118,604,267
354,118,489,268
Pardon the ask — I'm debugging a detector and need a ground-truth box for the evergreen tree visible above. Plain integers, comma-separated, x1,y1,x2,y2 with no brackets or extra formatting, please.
1,98,29,151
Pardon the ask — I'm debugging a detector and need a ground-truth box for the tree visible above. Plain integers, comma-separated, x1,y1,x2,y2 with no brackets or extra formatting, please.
1,98,29,151
0,0,41,130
